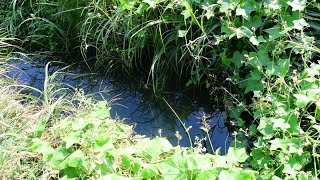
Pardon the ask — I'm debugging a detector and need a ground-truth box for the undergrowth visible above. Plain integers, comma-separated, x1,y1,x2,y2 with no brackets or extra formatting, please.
0,65,255,179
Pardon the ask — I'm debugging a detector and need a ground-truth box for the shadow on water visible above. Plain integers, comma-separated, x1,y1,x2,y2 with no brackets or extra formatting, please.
7,56,234,154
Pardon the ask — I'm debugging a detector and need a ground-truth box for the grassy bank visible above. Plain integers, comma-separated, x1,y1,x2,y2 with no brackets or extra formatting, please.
0,0,320,179
0,67,256,179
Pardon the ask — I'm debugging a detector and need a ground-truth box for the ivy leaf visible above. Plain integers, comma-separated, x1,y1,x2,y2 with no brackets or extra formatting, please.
51,148,70,168
270,138,287,151
178,30,188,37
142,138,173,160
258,117,275,138
282,157,302,176
31,138,55,161
133,159,142,175
293,18,309,30
181,10,191,20
67,150,85,168
227,147,249,163
158,154,188,180
72,118,88,131
244,79,265,94
141,165,158,179
244,15,263,29
277,58,290,77
217,0,237,13
236,8,250,20
121,154,131,169
35,119,47,137
265,26,286,40
143,0,157,8
219,170,257,179
249,36,266,46
220,51,232,68
265,0,282,10
232,51,245,68
235,1,256,20
198,169,219,180
273,118,290,131
251,148,271,168
236,26,253,39
294,94,313,108
287,0,307,11
63,132,81,149
118,0,134,11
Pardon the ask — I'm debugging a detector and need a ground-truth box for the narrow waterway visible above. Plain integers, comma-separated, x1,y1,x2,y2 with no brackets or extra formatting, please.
8,57,234,154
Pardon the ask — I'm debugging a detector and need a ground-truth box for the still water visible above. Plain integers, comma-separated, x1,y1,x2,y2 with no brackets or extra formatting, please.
8,57,233,154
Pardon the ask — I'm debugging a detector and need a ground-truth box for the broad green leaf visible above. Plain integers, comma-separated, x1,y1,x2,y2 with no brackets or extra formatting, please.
294,94,313,108
181,10,191,20
272,118,290,131
61,167,79,178
198,169,219,180
91,101,111,119
220,51,231,68
258,117,275,137
118,0,134,11
178,30,188,37
247,50,271,70
67,150,85,168
244,79,265,94
285,113,300,134
235,1,256,20
311,125,320,133
251,148,271,168
63,132,81,149
95,139,115,153
35,119,47,137
158,155,187,180
136,3,149,14
282,157,303,176
219,170,256,180
133,159,142,175
95,136,110,147
236,26,253,39
143,138,173,160
249,36,266,46
265,26,286,40
72,118,88,130
265,0,283,10
244,15,262,29
293,18,309,30
51,148,70,168
287,0,306,11
232,51,244,68
102,174,129,180
202,4,218,19
277,58,290,77
143,0,157,8
141,165,158,179
270,138,287,151
67,157,82,168
227,147,248,163
121,154,131,169
186,156,199,171
31,138,55,161
217,0,237,13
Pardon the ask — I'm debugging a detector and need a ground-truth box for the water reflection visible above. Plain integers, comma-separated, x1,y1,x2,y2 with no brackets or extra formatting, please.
8,57,233,154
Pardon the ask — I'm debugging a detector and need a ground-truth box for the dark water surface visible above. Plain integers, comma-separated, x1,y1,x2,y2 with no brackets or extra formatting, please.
8,58,233,154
